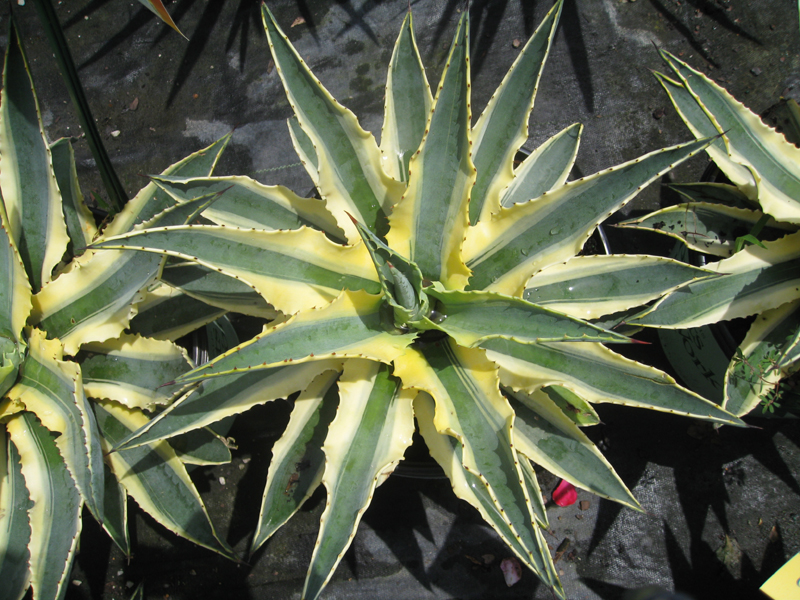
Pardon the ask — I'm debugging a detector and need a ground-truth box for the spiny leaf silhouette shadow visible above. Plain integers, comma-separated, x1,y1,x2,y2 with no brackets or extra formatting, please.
647,0,761,68
581,401,797,591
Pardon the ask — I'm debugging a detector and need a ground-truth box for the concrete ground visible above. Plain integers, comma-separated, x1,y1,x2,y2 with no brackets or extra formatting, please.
2,1,799,598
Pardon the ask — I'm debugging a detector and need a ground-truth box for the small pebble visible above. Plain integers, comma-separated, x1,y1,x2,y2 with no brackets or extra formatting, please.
219,476,226,485
72,580,82,587
751,67,762,76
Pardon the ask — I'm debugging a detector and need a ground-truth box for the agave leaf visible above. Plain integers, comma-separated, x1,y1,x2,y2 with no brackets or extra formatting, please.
171,290,414,386
351,215,429,323
617,203,791,258
413,391,563,598
633,230,800,328
32,249,161,356
160,261,278,321
0,20,69,293
137,0,185,37
0,208,31,398
500,123,582,209
79,333,193,409
128,282,227,341
113,360,341,452
485,338,744,426
251,370,339,553
6,412,82,600
261,6,403,242
170,426,233,466
100,462,130,556
463,137,714,295
386,12,473,290
92,225,380,314
471,0,562,223
542,385,601,427
506,387,640,511
153,175,343,240
287,116,319,183
524,254,718,319
724,299,800,416
0,426,32,600
654,71,759,201
5,329,104,521
104,134,231,238
304,361,414,600
394,343,560,585
424,286,631,345
661,51,800,223
380,11,432,182
95,400,237,561
667,181,754,209
51,138,97,253
518,455,548,529
33,195,218,355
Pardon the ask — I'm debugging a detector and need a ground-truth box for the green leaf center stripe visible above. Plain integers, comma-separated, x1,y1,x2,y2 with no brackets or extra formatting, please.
409,21,472,282
97,227,381,298
635,252,800,327
34,251,162,342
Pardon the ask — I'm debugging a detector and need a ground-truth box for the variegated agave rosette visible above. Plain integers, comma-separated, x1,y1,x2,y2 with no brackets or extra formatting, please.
0,20,241,600
92,3,744,598
618,50,800,417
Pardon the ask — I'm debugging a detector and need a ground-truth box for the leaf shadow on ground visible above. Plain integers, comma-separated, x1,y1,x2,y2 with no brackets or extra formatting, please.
579,388,799,600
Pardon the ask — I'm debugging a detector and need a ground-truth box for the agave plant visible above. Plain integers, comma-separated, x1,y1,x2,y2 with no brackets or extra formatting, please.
92,2,745,598
0,21,240,600
618,50,800,417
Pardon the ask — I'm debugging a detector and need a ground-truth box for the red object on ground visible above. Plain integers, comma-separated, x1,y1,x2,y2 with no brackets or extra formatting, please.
552,480,577,506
